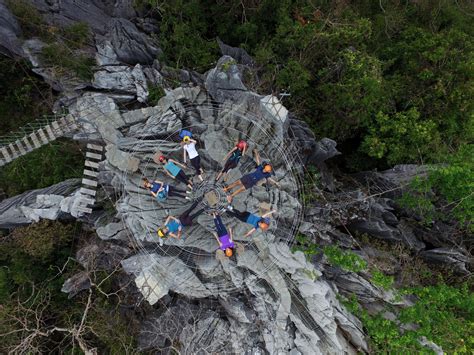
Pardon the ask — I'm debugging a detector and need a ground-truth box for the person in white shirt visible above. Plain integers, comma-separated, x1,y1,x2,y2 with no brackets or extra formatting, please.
182,136,204,181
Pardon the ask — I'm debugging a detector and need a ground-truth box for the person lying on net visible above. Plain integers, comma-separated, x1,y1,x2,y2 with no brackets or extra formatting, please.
226,206,277,237
223,149,280,202
215,139,248,182
142,178,190,201
158,155,193,190
182,136,204,182
157,200,205,245
212,212,235,257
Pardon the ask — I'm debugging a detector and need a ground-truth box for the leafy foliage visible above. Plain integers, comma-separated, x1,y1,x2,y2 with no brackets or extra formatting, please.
0,57,55,135
398,144,473,231
0,139,84,197
137,0,473,170
41,43,95,80
345,283,474,353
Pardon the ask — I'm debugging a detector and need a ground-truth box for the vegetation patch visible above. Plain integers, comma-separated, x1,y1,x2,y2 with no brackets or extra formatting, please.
0,139,84,197
40,43,95,80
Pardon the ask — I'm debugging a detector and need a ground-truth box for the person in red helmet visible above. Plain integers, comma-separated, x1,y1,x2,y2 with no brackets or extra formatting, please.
223,149,279,201
182,136,204,181
215,139,248,182
158,155,193,189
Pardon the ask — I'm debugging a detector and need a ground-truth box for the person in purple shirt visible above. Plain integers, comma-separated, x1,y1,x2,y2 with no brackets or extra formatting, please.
211,212,234,257
223,149,280,202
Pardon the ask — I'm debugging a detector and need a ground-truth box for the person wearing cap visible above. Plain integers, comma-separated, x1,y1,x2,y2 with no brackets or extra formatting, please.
211,212,234,257
157,215,183,242
223,149,280,201
158,155,193,189
215,139,248,182
143,178,189,201
182,136,204,181
156,199,205,243
226,207,276,237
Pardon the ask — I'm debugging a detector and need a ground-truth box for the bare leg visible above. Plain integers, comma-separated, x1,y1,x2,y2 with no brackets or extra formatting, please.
223,180,241,192
230,186,246,199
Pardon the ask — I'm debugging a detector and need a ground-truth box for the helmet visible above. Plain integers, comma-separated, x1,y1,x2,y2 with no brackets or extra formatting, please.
236,140,247,151
157,229,165,238
225,248,233,257
263,164,273,173
183,136,190,143
159,155,166,163
259,218,270,231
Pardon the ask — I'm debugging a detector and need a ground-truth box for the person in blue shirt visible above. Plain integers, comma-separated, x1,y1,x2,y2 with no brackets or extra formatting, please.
223,149,280,202
158,155,193,189
143,178,189,201
157,199,205,243
226,206,277,237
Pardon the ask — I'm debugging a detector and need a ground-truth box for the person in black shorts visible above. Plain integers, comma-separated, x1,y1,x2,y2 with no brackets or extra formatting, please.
223,149,280,201
215,140,248,182
182,136,204,181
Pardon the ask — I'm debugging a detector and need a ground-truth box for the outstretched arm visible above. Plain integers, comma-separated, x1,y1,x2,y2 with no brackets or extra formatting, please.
222,147,236,162
164,216,172,224
213,232,222,246
268,178,280,188
169,232,179,239
262,210,277,218
163,168,174,179
253,149,261,165
245,228,256,237
170,159,187,169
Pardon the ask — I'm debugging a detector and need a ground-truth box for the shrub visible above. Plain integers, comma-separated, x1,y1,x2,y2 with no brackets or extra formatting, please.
41,43,95,80
0,139,84,197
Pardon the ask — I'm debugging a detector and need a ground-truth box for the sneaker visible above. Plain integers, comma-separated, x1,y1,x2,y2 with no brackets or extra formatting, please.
186,190,192,194
159,238,164,246
185,196,191,200
226,204,233,211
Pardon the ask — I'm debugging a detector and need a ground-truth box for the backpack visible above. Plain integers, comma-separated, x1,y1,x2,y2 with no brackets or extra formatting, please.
157,190,167,201
179,129,193,140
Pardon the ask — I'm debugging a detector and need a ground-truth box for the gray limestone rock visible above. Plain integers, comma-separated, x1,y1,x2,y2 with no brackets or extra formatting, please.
61,271,91,298
97,18,161,65
0,0,24,57
0,179,80,228
92,64,149,102
420,248,470,275
217,38,255,66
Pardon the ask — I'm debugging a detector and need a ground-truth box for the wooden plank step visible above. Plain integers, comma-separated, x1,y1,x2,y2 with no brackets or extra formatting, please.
15,140,26,155
29,132,41,148
83,169,99,178
22,137,33,151
78,197,95,206
80,187,96,196
0,147,11,162
45,125,56,140
37,129,49,144
51,121,63,135
86,143,103,152
8,144,19,158
75,206,93,214
82,178,98,187
85,160,99,169
86,152,102,160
